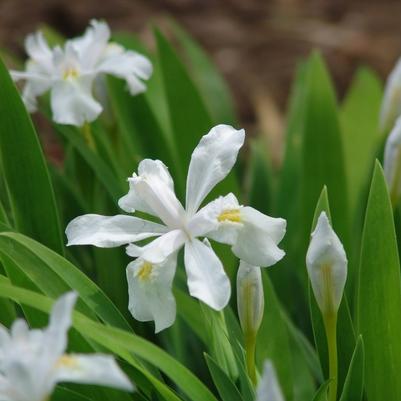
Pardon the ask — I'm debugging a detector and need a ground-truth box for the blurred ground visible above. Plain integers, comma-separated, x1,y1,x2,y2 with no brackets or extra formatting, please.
0,0,398,128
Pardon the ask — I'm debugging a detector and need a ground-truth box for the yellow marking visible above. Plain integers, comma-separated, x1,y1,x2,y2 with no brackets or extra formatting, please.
63,68,79,80
57,355,79,368
137,261,153,281
218,209,241,223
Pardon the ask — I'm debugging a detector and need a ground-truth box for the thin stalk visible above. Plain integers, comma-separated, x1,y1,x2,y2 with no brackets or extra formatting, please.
245,331,257,385
323,313,338,401
81,122,96,151
390,148,401,207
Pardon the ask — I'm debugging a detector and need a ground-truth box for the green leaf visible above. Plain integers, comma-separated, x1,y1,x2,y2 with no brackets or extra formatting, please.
204,354,243,401
0,57,63,254
357,161,401,401
339,336,364,401
340,67,383,215
312,380,331,401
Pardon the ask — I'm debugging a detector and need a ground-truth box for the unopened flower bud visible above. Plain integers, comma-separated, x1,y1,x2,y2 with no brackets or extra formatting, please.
236,260,264,337
306,212,347,316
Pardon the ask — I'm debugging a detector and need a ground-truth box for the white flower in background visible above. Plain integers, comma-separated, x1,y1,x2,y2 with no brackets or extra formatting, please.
384,117,401,203
236,261,264,337
306,212,347,315
381,57,401,132
66,124,286,332
11,19,152,126
256,360,285,401
0,292,133,401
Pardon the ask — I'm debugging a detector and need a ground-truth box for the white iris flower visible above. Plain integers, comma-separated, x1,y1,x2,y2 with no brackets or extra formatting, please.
0,292,133,401
256,360,285,401
66,125,286,332
11,20,152,127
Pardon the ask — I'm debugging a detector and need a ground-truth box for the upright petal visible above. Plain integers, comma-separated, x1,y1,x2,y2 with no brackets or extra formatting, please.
66,214,168,247
306,212,347,315
381,57,401,132
126,229,186,264
127,254,177,333
50,75,102,126
186,125,245,215
118,177,156,215
384,117,401,202
256,360,285,401
131,159,186,228
55,353,133,391
96,47,153,95
184,239,231,310
24,31,54,73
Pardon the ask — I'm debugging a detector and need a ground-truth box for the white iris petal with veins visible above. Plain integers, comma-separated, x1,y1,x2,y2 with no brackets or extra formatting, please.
10,20,152,126
66,124,287,332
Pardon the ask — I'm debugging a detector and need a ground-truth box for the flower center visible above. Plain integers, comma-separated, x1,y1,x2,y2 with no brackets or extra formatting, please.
136,261,154,281
63,67,79,80
218,208,241,223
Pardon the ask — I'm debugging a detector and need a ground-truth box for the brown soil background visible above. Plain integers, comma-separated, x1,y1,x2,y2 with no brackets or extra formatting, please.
0,0,399,133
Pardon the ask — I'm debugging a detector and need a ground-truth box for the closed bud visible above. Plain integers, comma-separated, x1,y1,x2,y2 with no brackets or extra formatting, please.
306,212,347,316
381,57,401,132
236,260,264,337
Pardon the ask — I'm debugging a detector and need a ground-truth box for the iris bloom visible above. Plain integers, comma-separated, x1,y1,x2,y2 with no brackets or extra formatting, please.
66,124,286,332
0,292,133,401
381,57,401,132
256,360,285,401
11,20,152,126
306,212,347,315
384,117,401,204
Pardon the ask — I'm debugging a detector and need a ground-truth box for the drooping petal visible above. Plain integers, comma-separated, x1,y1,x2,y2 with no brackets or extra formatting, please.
381,57,401,132
185,125,245,215
130,159,186,228
66,214,168,247
50,75,102,126
55,354,133,391
306,212,347,314
384,117,401,201
184,238,231,310
231,207,286,267
127,254,177,333
96,46,152,95
70,20,111,69
256,360,285,401
126,229,186,264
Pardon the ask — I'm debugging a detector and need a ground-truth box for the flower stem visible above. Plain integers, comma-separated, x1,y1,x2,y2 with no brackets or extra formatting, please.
81,122,96,150
245,332,257,385
323,312,338,401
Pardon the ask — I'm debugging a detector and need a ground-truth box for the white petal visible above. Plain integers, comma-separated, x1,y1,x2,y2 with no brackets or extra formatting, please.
184,239,231,310
381,57,401,132
118,177,155,215
231,207,286,267
96,48,153,95
306,212,347,314
50,76,102,126
24,31,54,73
66,214,168,247
131,159,186,228
127,254,177,333
128,229,186,264
256,360,285,401
384,117,401,199
55,353,133,391
71,20,110,69
186,125,245,215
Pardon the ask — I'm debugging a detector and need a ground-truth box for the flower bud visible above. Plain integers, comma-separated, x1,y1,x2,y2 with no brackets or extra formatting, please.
384,117,401,204
306,212,347,316
256,360,285,401
236,260,264,337
381,57,401,132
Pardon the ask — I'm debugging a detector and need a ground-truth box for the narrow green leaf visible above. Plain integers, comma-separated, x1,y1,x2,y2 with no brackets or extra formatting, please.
0,57,63,254
312,380,331,401
339,336,364,401
357,161,401,401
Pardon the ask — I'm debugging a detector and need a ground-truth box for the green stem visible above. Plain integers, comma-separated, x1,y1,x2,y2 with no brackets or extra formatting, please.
390,148,401,208
324,313,338,401
245,331,257,386
81,122,96,151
